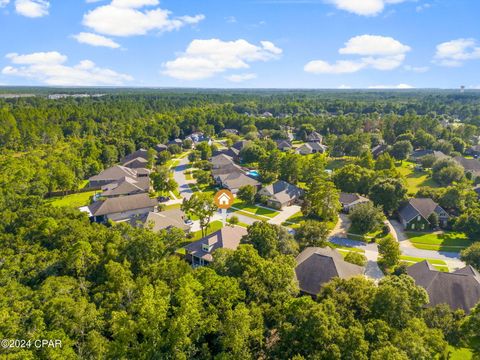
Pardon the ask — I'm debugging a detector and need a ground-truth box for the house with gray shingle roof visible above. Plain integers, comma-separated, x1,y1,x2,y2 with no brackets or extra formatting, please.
101,176,150,198
120,149,151,164
339,193,370,213
134,209,191,232
398,198,449,231
453,156,480,180
407,261,480,314
88,193,158,223
295,247,364,297
306,131,323,143
296,142,327,155
258,180,304,209
88,165,139,188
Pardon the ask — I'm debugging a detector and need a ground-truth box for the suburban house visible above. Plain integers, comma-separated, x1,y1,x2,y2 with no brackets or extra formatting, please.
295,247,364,297
135,209,191,232
211,154,239,170
154,143,168,153
296,142,327,155
410,149,449,163
122,156,149,169
184,226,248,267
339,193,370,213
275,139,293,151
398,198,450,230
371,144,388,159
215,172,261,194
306,131,323,143
466,144,480,157
168,139,183,147
88,165,140,188
407,261,480,314
258,180,304,209
88,193,158,223
101,176,150,198
453,156,480,180
120,149,151,164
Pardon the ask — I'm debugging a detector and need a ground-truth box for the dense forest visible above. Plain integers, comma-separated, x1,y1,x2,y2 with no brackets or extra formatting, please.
1,89,480,359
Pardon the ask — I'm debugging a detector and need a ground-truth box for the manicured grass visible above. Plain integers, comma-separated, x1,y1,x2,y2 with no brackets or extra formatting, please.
406,231,475,252
190,220,224,241
347,225,385,243
47,190,97,208
396,161,439,195
326,157,355,170
448,345,473,360
282,211,305,228
399,255,449,272
231,200,279,218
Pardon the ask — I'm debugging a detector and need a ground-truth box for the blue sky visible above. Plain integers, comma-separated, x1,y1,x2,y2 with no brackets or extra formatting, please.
0,0,479,88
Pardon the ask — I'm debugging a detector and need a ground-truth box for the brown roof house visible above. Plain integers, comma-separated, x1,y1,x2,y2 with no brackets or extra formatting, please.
258,180,304,209
296,142,327,155
398,198,449,231
407,261,480,313
184,226,248,267
135,209,191,232
122,157,149,169
275,140,293,151
101,176,150,198
120,149,152,164
339,193,370,213
306,131,323,143
295,247,364,297
88,165,139,188
453,156,480,180
210,153,260,193
88,193,158,223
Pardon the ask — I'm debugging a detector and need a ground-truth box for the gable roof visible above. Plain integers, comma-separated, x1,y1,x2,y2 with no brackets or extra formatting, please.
231,140,251,152
399,198,448,223
453,156,480,173
120,149,151,164
122,157,149,169
260,180,304,204
89,165,138,183
101,176,150,197
155,144,168,152
184,226,248,262
407,261,480,313
217,172,260,190
276,139,292,149
307,131,323,142
339,193,370,206
295,247,364,296
88,193,157,217
138,209,190,232
211,153,236,168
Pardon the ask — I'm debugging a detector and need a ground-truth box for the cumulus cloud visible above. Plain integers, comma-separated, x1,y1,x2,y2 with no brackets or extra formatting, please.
368,83,414,89
163,39,282,80
225,73,257,82
434,38,480,67
73,32,121,48
15,0,49,18
327,0,408,16
82,0,204,37
305,35,410,74
2,51,133,86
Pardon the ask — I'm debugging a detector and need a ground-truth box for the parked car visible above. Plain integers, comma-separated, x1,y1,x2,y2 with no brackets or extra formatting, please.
184,219,194,226
157,196,170,202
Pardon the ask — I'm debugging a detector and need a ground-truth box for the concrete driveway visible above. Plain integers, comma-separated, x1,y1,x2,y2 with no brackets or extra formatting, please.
268,205,301,225
330,213,351,238
172,156,194,200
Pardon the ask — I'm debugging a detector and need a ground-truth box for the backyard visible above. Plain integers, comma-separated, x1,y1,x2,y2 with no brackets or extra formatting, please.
396,161,439,195
406,231,475,252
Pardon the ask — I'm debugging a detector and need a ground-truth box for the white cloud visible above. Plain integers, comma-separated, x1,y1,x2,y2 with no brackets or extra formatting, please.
416,3,431,12
368,83,414,89
337,84,352,89
225,73,257,82
404,65,429,73
327,0,408,16
73,32,121,49
2,51,132,86
0,0,10,7
434,38,480,67
15,0,49,18
304,60,366,74
83,0,204,37
305,34,410,74
163,39,282,80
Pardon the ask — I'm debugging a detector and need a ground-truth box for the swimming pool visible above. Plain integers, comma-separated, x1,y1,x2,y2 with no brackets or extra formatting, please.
247,170,260,178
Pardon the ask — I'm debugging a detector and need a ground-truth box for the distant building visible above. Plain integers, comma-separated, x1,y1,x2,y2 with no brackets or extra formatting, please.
134,209,191,232
122,157,149,169
453,156,480,180
407,261,480,314
306,131,323,143
398,198,449,230
275,139,293,151
339,193,370,213
101,176,150,198
184,226,248,267
295,247,364,297
258,180,304,209
120,149,151,164
88,165,139,188
296,142,327,155
154,144,168,153
466,145,480,157
88,193,158,223
371,144,388,159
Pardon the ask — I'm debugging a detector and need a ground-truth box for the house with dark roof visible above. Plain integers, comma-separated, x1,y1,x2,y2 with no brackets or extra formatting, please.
398,198,450,231
168,139,183,147
122,156,149,169
88,165,139,188
407,261,480,314
453,156,480,180
296,142,327,155
371,144,388,159
154,144,168,153
120,149,151,164
258,180,304,209
466,144,480,157
339,193,370,213
135,209,191,232
184,226,248,267
295,247,364,297
101,176,150,198
215,172,261,194
88,193,158,223
306,131,323,143
275,139,293,151
410,150,449,163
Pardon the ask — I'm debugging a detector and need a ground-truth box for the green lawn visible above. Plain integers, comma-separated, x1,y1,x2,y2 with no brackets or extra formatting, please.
396,161,439,195
47,190,97,208
326,157,355,170
231,200,280,219
282,211,305,228
448,345,473,360
399,255,449,272
406,231,475,252
190,220,224,241
347,225,385,243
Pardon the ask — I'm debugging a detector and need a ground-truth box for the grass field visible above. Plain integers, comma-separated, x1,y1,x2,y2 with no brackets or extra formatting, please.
231,200,280,219
282,211,305,228
47,190,97,208
406,231,475,252
399,255,449,272
396,161,439,195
